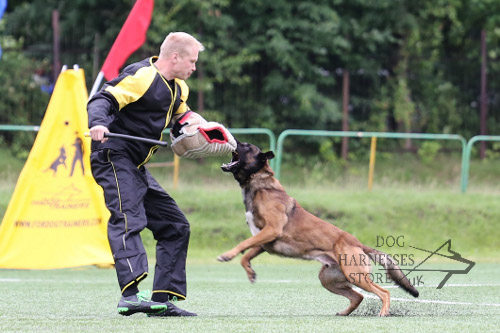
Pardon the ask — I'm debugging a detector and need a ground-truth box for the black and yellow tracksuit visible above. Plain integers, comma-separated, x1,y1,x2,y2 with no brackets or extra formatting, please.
88,56,190,302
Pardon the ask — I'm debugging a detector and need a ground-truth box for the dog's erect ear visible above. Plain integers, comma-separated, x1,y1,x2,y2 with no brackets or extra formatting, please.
263,151,275,160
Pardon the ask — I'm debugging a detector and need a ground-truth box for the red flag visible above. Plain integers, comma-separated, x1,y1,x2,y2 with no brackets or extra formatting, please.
101,0,154,80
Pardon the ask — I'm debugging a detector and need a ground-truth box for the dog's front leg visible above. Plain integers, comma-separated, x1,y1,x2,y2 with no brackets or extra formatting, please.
218,200,286,262
241,246,264,283
217,224,282,262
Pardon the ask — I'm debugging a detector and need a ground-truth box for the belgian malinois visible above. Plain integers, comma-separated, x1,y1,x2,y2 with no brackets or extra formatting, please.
218,142,419,316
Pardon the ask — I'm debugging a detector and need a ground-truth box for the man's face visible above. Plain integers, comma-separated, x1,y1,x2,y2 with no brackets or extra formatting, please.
172,45,199,80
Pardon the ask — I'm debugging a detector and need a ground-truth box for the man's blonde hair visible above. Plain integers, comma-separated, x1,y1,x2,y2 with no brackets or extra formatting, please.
159,32,204,59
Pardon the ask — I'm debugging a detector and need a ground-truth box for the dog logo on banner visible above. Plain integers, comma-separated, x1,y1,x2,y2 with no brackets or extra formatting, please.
45,131,85,177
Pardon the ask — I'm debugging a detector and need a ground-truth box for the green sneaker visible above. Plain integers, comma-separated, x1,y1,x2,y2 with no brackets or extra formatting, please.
147,301,197,317
117,290,167,316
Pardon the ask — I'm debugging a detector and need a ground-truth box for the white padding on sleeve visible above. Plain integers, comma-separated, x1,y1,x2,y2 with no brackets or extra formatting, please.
170,112,236,159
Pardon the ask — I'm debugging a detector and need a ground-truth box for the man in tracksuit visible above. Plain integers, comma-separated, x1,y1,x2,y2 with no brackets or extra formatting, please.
87,32,203,317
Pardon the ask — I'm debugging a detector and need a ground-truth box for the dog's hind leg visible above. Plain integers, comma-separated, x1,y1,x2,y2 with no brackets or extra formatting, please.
354,279,390,317
240,246,264,283
339,249,391,316
318,264,364,316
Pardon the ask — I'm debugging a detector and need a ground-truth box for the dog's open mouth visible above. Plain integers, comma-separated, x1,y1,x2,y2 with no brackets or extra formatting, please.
221,151,239,172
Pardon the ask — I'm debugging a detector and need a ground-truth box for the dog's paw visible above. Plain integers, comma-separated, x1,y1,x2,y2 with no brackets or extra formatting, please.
247,271,257,283
217,249,239,262
217,254,233,262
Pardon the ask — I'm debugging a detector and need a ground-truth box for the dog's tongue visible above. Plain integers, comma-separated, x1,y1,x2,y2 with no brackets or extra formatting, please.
221,160,239,171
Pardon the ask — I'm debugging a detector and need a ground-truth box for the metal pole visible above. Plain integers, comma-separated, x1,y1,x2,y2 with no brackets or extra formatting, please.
275,129,466,181
89,72,104,99
461,135,500,192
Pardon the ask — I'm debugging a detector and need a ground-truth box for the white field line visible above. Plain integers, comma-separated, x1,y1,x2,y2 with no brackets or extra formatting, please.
1,278,499,307
360,292,500,307
383,283,500,288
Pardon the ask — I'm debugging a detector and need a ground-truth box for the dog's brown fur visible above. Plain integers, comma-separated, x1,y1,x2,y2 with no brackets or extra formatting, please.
218,142,418,316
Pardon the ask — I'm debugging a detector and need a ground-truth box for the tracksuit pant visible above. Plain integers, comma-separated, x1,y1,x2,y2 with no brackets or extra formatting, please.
90,149,190,302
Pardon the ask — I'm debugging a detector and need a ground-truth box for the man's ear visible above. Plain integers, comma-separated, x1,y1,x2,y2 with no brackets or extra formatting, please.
172,52,180,63
264,151,275,160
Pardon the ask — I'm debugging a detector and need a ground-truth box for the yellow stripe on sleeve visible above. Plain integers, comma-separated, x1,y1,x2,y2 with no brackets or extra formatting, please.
105,67,157,111
174,78,190,115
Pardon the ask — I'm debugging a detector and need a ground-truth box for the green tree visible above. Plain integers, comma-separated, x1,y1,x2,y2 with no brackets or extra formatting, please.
1,0,498,151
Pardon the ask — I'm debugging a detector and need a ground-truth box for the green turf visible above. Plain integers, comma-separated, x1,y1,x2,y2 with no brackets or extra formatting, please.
0,146,499,331
140,183,500,262
0,261,498,332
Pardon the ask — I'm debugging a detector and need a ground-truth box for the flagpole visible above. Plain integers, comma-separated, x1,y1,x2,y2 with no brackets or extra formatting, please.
87,0,153,100
89,71,105,99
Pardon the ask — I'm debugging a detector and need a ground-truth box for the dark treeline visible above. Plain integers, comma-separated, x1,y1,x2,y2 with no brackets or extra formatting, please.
0,0,498,155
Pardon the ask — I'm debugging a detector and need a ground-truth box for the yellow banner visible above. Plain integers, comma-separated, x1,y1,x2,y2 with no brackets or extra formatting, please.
0,69,113,269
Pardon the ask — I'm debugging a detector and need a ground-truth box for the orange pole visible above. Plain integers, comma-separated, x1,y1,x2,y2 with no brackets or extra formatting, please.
368,137,377,191
173,154,180,189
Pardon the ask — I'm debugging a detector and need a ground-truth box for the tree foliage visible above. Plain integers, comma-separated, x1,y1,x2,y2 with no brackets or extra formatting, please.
1,0,498,147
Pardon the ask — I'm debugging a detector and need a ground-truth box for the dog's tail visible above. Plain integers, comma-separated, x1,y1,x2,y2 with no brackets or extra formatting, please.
363,246,419,297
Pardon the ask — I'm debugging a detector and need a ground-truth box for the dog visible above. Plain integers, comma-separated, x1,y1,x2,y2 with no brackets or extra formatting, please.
217,141,419,316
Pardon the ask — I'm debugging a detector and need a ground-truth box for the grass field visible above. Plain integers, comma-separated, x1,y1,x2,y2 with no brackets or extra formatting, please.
0,145,499,331
0,261,498,332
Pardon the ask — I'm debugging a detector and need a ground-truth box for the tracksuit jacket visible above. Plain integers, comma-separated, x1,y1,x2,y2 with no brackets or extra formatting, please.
88,56,189,166
87,56,191,302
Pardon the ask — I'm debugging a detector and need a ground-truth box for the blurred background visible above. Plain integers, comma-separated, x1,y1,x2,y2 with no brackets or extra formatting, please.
0,0,499,196
0,0,498,157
